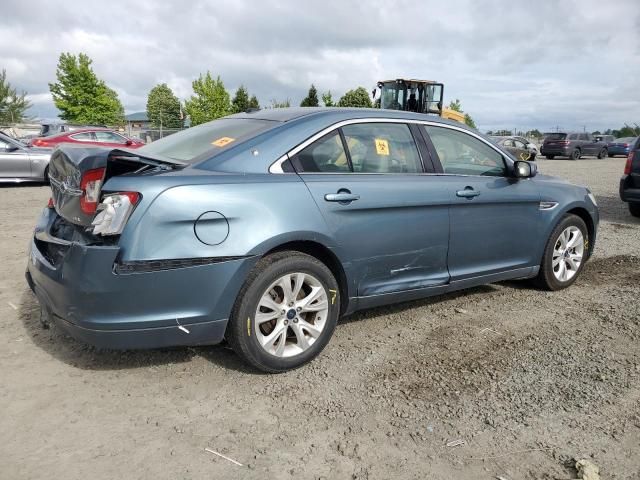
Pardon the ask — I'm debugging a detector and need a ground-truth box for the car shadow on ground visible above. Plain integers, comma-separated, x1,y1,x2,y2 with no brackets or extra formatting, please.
18,288,257,374
595,194,640,226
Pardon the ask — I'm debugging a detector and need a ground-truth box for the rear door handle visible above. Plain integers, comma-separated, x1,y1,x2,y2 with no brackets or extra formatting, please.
456,187,481,198
324,192,360,203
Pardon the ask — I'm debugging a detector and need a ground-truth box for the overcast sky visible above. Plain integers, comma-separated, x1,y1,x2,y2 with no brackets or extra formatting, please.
2,0,639,131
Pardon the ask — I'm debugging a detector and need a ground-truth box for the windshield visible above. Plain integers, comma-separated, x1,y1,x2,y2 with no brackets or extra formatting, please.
380,84,406,110
545,133,567,140
138,118,275,163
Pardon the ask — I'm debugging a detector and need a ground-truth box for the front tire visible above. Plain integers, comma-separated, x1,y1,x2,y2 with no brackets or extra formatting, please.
629,202,640,218
227,251,340,373
597,149,607,159
545,155,555,160
535,214,588,291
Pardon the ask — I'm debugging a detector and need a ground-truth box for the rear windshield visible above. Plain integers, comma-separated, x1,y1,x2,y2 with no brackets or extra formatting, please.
545,133,567,140
138,118,275,163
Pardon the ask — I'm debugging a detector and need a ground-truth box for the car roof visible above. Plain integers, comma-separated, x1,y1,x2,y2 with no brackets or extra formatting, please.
230,107,469,128
47,127,115,138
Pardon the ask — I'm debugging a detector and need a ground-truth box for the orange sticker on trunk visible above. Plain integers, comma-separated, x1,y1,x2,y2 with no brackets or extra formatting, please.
212,137,235,147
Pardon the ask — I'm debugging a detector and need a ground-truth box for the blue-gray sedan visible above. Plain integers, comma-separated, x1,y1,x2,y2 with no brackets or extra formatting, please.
26,108,599,372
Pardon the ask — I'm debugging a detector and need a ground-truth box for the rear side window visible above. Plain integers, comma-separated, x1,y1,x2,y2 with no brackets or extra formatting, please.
341,123,422,173
292,131,349,173
138,118,274,163
579,134,589,140
568,134,578,140
423,126,506,177
70,132,94,141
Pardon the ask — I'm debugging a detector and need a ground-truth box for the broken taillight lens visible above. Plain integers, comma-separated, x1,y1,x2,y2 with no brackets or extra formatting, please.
91,192,140,236
80,167,106,214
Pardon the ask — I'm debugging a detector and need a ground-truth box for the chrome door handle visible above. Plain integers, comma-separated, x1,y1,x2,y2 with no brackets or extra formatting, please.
324,193,360,202
456,188,481,198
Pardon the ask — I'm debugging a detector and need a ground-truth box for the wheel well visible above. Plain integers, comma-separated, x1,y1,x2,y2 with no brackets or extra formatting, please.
567,207,595,257
264,241,349,314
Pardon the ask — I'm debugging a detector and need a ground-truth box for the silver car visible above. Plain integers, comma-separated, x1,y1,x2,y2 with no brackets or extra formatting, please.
0,131,52,183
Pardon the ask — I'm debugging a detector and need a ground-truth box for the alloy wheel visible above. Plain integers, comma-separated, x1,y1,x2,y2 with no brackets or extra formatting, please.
552,226,584,282
255,272,329,357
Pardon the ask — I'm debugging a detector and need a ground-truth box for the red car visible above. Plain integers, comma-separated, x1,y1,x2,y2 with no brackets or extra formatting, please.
31,128,145,149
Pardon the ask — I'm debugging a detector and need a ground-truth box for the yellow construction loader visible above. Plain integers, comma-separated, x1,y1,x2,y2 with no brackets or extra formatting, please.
374,78,465,123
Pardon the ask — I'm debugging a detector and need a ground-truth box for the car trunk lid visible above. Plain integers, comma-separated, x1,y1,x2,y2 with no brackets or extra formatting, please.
49,145,184,227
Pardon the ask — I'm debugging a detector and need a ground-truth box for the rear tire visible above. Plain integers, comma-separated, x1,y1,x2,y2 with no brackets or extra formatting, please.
629,202,640,218
571,149,580,160
535,214,588,291
43,166,49,185
545,155,555,160
597,149,607,159
226,251,340,373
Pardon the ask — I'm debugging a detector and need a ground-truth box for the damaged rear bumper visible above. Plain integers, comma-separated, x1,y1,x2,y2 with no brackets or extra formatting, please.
26,208,257,350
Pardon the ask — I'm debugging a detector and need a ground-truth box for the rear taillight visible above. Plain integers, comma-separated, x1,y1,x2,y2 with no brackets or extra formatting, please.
624,152,634,175
80,167,106,214
623,143,629,147
560,140,571,145
91,192,140,236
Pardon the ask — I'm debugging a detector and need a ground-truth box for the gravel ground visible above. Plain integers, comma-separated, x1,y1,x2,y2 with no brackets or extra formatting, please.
1,156,638,480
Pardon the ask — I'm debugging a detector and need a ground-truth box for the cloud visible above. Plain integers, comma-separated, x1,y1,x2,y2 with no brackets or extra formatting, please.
2,0,639,130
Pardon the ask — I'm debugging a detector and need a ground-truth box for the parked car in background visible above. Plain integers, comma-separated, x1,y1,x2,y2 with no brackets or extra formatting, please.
0,131,52,183
619,137,640,217
38,123,107,137
512,135,540,158
541,132,608,160
27,108,599,372
608,137,637,157
595,135,615,147
490,136,535,161
30,128,145,149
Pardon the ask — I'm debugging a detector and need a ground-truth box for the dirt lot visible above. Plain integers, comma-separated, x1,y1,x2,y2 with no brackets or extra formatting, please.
1,157,639,480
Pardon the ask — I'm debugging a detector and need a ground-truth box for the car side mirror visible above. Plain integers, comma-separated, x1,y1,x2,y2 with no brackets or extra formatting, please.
514,160,537,178
4,145,20,152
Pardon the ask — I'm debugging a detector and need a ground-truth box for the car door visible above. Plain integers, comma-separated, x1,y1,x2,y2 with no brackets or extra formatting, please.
292,122,451,297
422,125,541,281
581,134,597,155
0,137,31,178
512,139,531,160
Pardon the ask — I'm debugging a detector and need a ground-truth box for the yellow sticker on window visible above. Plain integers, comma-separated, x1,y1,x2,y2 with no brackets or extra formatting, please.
375,138,390,156
211,137,235,147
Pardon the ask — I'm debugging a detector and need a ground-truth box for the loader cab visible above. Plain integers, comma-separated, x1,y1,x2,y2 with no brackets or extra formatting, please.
375,79,444,116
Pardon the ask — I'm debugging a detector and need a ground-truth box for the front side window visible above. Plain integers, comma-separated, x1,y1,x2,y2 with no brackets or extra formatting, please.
341,123,422,173
423,126,506,177
292,131,349,173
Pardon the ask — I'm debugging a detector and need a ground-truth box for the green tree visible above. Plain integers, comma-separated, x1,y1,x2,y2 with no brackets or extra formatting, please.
300,84,319,107
232,85,250,113
248,95,260,110
447,98,476,129
322,91,334,107
0,70,32,123
337,87,372,108
617,123,640,137
464,113,476,129
270,98,291,108
448,98,462,112
146,83,182,129
49,52,124,125
184,72,231,126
